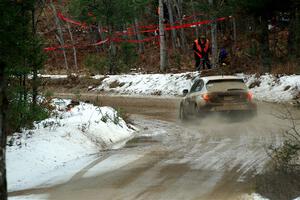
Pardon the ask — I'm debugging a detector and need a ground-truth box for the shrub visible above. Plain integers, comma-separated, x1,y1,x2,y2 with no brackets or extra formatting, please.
113,112,120,125
84,54,108,74
120,42,138,67
268,109,300,172
113,42,138,73
115,107,132,124
101,113,109,123
6,98,50,134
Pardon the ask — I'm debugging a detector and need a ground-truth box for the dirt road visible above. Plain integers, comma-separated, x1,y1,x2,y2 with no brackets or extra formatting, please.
10,94,300,200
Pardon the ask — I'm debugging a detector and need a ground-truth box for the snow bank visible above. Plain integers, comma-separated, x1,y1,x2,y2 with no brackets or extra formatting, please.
94,72,300,103
241,194,300,200
7,99,135,192
94,72,199,96
245,74,300,103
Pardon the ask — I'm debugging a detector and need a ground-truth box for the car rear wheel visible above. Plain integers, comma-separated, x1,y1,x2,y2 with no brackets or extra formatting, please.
179,104,188,121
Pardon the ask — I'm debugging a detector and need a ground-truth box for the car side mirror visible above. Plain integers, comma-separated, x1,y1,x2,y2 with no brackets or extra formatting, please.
182,89,189,96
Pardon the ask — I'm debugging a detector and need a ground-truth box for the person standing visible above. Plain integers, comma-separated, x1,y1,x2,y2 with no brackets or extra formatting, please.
193,35,211,71
219,47,228,65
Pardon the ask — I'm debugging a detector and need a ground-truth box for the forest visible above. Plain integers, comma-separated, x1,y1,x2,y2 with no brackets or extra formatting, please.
37,0,300,75
0,0,300,199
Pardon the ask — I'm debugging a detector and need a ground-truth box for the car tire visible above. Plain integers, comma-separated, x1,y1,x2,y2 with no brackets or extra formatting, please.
249,109,257,118
194,104,204,118
179,104,188,121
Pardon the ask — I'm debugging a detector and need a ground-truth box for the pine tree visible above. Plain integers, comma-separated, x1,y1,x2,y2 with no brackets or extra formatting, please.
0,1,23,198
0,1,45,198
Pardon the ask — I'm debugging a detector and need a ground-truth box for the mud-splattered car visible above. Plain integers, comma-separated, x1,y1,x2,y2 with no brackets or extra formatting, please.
179,75,257,120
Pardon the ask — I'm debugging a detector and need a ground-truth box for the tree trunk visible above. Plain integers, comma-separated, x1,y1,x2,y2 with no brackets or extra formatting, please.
159,0,168,72
166,0,178,49
50,1,69,70
174,0,187,51
134,18,144,54
259,16,271,73
31,8,38,110
0,63,7,200
295,7,300,59
67,23,78,69
209,0,218,68
108,25,117,74
32,68,38,110
232,16,237,52
191,0,199,39
288,10,296,57
295,7,300,66
98,22,106,50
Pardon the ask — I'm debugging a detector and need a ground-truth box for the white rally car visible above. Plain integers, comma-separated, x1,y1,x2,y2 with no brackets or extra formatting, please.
179,75,257,120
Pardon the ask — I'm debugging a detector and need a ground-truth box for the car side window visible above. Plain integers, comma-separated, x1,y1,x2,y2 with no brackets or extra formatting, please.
195,80,204,92
190,80,200,93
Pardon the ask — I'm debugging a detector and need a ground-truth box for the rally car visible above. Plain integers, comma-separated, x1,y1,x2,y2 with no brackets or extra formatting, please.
179,75,257,120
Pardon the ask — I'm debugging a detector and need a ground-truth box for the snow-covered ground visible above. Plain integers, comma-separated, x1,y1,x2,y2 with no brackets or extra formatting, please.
241,193,270,200
244,74,300,103
9,194,49,200
92,72,300,103
94,72,197,96
240,194,300,200
7,99,136,192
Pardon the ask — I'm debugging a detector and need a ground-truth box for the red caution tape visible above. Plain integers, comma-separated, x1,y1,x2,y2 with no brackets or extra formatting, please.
112,36,159,43
45,13,230,52
44,47,58,51
44,36,159,52
44,39,110,52
92,38,109,46
167,17,227,31
57,12,87,28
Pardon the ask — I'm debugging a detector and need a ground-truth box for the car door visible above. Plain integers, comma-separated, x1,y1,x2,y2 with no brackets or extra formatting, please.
185,79,204,113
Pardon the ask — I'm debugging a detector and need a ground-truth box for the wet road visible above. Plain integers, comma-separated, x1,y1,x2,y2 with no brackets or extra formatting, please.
9,94,300,200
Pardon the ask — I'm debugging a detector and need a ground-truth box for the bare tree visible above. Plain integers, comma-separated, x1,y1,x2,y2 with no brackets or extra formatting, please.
66,23,78,69
32,0,47,110
173,0,187,51
134,18,144,54
97,21,106,51
232,16,237,52
191,0,199,39
159,0,168,72
50,0,69,70
166,0,178,49
208,0,218,68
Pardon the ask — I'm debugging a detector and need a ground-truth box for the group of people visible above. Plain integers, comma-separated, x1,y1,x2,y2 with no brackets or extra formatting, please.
193,35,228,71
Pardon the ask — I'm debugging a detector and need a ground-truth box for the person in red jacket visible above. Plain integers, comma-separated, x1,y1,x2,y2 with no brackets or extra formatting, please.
193,35,211,71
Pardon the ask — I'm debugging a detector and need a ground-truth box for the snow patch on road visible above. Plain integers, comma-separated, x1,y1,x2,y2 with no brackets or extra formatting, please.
9,194,49,200
7,99,136,192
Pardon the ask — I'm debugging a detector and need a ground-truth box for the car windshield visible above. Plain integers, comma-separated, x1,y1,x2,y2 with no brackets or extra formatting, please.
206,79,247,92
